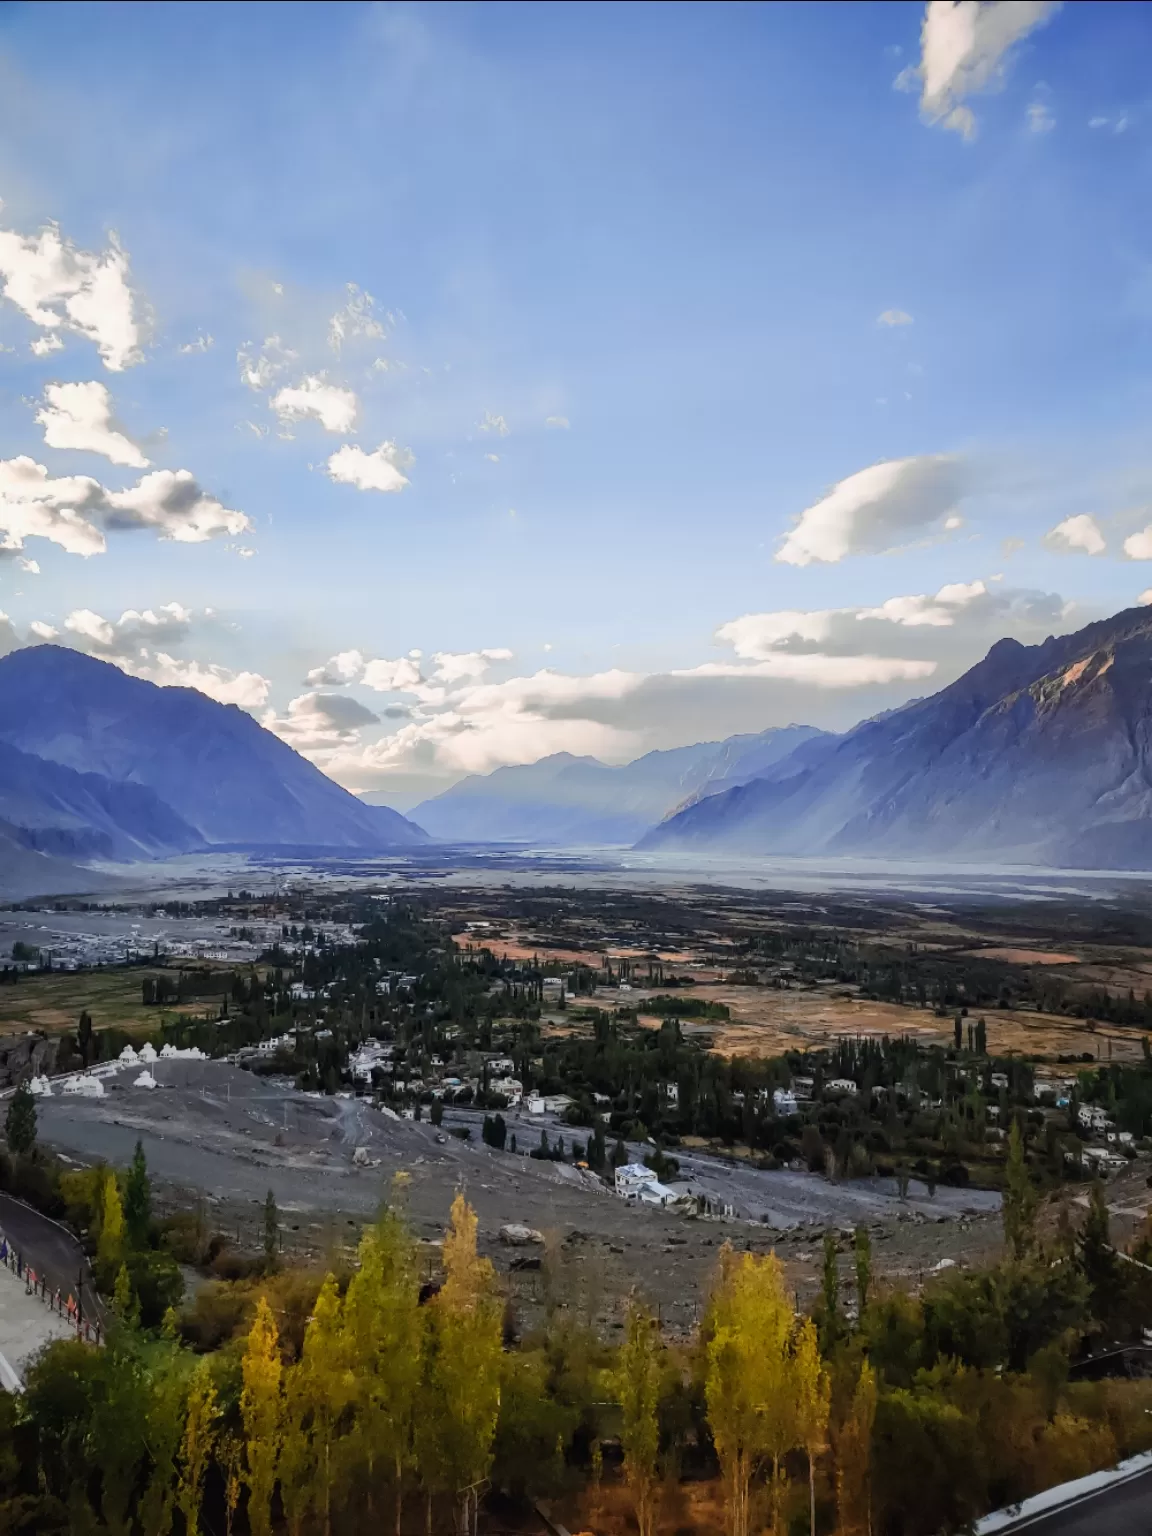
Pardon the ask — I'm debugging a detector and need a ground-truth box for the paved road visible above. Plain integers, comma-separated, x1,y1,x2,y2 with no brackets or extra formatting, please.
0,1192,103,1327
1011,1468,1152,1533
0,1261,74,1388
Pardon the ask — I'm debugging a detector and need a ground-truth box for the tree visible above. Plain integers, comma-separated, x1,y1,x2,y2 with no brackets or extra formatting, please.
5,1081,36,1157
793,1317,830,1536
430,1099,444,1127
124,1140,151,1250
78,1010,94,1065
1003,1119,1037,1258
138,1347,189,1536
293,1273,347,1536
975,1016,988,1055
819,1233,842,1352
416,1193,503,1536
835,1360,877,1536
112,1263,139,1328
241,1295,284,1536
342,1203,423,1534
953,1014,963,1051
611,1137,628,1170
177,1358,218,1536
854,1226,872,1316
97,1170,126,1279
219,1433,244,1536
615,1297,662,1536
705,1248,798,1536
263,1189,279,1271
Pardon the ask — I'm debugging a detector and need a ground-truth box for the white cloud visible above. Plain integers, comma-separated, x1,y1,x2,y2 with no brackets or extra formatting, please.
0,216,144,370
856,579,989,626
328,284,388,353
545,415,570,429
30,334,64,357
17,556,39,574
485,453,500,463
102,470,250,543
776,454,964,566
237,335,296,391
64,601,195,655
29,620,56,639
1089,113,1129,135
1140,590,1152,606
139,653,270,709
0,456,250,557
306,648,367,687
271,375,359,434
35,380,149,467
479,411,510,437
429,648,513,684
362,655,425,692
877,309,914,326
1124,526,1152,560
179,332,214,354
1027,99,1055,133
1045,513,1105,555
900,0,1061,140
264,691,378,749
326,441,413,494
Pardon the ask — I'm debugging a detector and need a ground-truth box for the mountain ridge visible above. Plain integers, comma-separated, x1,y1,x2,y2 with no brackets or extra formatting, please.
640,604,1152,868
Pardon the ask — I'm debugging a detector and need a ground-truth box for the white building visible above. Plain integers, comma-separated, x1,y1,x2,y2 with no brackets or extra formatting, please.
826,1078,858,1096
773,1087,798,1116
614,1162,678,1207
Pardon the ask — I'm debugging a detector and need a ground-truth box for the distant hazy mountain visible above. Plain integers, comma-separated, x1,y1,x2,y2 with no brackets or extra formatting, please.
0,739,203,861
410,726,825,844
0,646,427,854
641,606,1152,869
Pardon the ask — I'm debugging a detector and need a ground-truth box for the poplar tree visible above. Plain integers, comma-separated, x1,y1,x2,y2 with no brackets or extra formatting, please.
5,1081,36,1157
177,1359,219,1536
1003,1119,1037,1258
793,1317,830,1536
124,1140,152,1249
705,1247,797,1536
295,1273,347,1536
835,1360,877,1536
854,1226,872,1316
615,1297,662,1536
342,1205,423,1532
241,1296,284,1536
97,1170,126,1278
417,1193,503,1536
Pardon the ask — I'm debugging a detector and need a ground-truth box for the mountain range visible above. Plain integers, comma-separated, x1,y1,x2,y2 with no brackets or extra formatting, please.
409,725,825,844
0,645,426,897
641,603,1152,869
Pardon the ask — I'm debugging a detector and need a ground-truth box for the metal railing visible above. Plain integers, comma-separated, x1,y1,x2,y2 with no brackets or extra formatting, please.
0,1238,101,1345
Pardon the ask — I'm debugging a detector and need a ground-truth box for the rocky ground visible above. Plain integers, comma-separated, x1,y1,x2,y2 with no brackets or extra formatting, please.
33,1058,1009,1335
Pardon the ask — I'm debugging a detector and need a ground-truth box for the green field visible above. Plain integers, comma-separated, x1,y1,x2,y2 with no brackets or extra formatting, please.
0,967,227,1039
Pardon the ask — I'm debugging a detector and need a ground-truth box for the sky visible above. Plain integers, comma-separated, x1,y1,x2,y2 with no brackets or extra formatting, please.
1,0,1151,809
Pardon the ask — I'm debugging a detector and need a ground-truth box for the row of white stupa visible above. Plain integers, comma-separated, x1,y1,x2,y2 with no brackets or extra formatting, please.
26,1043,207,1099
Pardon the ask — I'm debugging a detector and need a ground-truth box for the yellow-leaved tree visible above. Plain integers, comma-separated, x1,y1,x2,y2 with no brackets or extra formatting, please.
177,1357,219,1536
97,1169,126,1279
835,1359,877,1536
793,1317,830,1536
614,1296,662,1536
341,1202,423,1533
289,1272,348,1536
705,1247,799,1536
241,1295,284,1536
416,1193,503,1536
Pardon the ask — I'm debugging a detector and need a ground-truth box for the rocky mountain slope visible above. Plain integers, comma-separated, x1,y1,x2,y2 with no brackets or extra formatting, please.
410,725,825,844
0,646,427,857
640,605,1152,868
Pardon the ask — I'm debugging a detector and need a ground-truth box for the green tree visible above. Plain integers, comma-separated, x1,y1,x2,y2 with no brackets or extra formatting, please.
5,1081,37,1157
124,1140,152,1250
835,1360,877,1536
78,1010,94,1065
854,1226,872,1317
1003,1119,1037,1258
615,1297,662,1536
819,1232,842,1352
263,1189,279,1271
794,1317,830,1536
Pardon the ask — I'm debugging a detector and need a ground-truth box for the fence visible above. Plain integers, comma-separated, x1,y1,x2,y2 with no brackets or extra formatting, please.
0,1237,102,1346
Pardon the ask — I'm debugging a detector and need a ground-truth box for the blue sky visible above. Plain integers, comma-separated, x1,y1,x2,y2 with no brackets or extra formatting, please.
1,0,1151,805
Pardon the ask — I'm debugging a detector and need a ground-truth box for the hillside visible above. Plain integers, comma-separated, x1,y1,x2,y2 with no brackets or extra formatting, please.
0,646,427,854
640,605,1152,869
410,725,825,844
